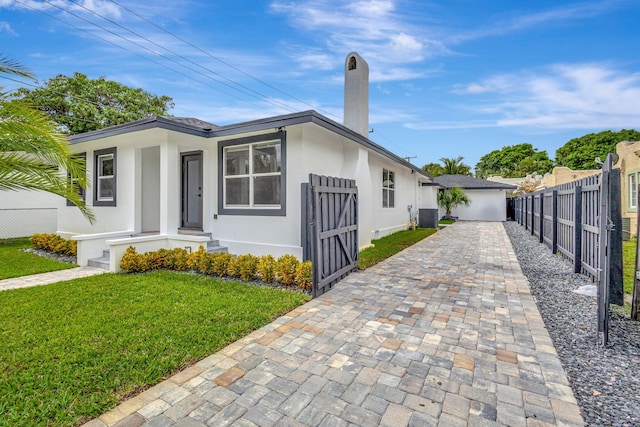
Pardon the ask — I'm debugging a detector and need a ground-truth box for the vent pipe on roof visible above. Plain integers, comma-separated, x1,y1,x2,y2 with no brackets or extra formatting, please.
344,52,369,138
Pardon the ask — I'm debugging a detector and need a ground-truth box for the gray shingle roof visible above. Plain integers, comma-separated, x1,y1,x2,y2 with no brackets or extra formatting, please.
160,116,217,129
433,174,517,190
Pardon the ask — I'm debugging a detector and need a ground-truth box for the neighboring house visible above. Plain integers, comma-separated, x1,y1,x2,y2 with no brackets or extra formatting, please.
0,190,59,238
615,140,640,238
432,174,516,221
540,167,600,188
56,53,435,271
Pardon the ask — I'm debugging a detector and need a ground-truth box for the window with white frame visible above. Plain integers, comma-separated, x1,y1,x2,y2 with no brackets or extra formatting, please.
219,131,286,216
382,169,395,208
630,173,638,209
94,147,116,206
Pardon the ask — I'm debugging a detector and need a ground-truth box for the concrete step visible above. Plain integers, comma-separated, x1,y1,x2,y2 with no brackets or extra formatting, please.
207,244,228,254
87,249,109,270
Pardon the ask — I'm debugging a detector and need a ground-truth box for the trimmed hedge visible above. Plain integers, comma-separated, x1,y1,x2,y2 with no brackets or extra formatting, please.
29,233,77,257
119,246,313,291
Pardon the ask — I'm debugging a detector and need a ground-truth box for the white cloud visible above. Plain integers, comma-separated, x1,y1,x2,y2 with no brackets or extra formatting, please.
413,63,640,131
0,21,16,35
1,0,121,19
270,0,445,82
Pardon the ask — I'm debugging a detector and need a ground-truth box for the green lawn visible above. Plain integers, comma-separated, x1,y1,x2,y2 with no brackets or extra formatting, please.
438,219,456,225
358,227,437,269
623,238,636,295
0,238,76,280
0,271,310,427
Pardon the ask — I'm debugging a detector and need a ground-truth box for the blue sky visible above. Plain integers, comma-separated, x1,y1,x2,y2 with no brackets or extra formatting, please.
1,0,639,171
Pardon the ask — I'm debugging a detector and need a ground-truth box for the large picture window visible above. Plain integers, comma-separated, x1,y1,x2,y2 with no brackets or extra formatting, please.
218,131,286,216
94,147,116,206
382,169,395,208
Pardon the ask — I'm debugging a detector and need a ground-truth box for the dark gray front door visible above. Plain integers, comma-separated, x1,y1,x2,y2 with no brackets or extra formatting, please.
181,151,203,229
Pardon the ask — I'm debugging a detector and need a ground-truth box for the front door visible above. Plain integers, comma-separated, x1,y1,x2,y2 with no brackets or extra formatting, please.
181,151,203,229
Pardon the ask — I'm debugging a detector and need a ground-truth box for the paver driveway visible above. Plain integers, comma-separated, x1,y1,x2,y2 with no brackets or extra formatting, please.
85,222,584,427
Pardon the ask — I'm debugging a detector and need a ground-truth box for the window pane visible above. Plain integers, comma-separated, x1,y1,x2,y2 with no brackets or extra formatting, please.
100,155,113,176
254,176,280,205
632,174,638,208
225,177,250,205
99,178,113,199
388,189,395,208
253,143,281,174
382,189,389,208
225,148,249,176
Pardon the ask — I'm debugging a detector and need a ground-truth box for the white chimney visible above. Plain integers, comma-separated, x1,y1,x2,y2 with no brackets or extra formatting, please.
344,52,369,138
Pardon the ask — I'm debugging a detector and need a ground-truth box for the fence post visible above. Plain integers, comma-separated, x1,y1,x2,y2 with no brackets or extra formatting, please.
539,193,545,243
609,168,623,306
552,190,558,254
633,183,640,320
574,185,583,273
530,194,535,236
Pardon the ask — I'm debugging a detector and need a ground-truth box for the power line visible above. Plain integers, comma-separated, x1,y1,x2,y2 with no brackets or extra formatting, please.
106,0,342,122
16,0,279,109
66,0,300,115
38,0,285,110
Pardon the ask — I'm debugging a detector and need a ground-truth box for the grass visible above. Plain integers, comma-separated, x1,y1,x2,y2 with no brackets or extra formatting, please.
438,219,456,225
623,238,636,295
0,237,76,280
358,227,437,269
0,270,310,427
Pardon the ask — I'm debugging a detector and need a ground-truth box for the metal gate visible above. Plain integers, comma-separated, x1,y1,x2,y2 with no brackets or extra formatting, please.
302,174,358,297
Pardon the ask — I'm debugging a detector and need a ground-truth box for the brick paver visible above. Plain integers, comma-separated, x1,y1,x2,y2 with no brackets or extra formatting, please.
0,266,105,291
83,222,584,426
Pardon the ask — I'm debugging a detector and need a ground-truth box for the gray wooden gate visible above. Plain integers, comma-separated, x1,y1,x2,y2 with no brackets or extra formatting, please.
301,174,358,297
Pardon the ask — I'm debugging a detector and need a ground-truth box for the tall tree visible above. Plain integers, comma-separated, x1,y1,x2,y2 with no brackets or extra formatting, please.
437,187,470,220
11,72,174,134
421,156,472,177
440,156,472,176
422,162,444,177
0,56,94,222
475,143,553,179
555,129,640,170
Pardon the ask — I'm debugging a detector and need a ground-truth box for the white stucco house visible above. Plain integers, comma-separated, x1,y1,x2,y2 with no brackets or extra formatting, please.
57,53,436,271
432,174,516,221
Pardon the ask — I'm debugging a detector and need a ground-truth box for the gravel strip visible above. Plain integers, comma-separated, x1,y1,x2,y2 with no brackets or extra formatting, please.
504,221,640,427
22,248,77,265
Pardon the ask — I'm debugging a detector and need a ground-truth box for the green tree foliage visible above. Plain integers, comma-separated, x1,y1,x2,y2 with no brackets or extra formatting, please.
11,72,174,134
422,162,444,177
475,143,553,179
0,56,94,222
555,129,640,170
422,156,472,177
437,187,470,219
440,156,472,176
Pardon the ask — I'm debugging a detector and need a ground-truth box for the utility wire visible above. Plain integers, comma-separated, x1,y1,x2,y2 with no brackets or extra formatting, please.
106,0,342,122
39,0,280,109
16,0,274,108
67,0,300,114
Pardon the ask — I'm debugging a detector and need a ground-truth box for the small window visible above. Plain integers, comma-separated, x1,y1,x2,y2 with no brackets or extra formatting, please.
94,147,116,206
218,131,286,216
66,152,86,206
630,173,637,209
382,169,395,208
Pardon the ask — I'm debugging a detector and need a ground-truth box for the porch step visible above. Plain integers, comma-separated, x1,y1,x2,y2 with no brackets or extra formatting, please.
87,250,110,270
207,239,228,254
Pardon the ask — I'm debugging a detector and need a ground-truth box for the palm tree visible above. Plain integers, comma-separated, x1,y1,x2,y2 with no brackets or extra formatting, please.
437,187,470,220
0,56,94,222
440,156,472,176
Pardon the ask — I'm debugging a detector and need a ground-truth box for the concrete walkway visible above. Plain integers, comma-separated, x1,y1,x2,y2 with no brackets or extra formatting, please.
0,266,105,291
84,222,584,427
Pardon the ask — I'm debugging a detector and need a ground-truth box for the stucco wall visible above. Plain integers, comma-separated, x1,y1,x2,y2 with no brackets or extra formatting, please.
0,190,59,238
616,140,640,237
